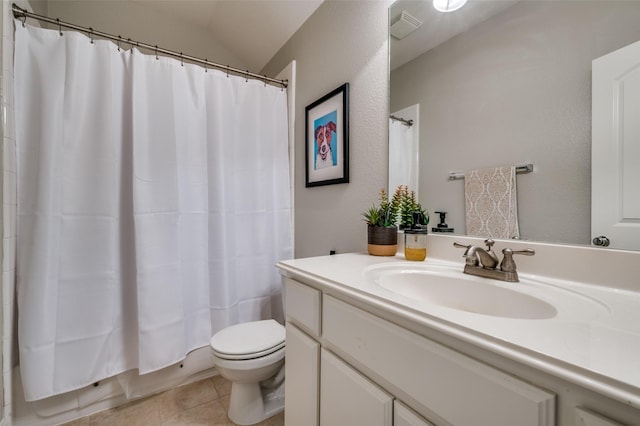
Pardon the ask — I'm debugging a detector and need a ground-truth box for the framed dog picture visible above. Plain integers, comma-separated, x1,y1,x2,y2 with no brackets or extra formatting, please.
305,83,349,187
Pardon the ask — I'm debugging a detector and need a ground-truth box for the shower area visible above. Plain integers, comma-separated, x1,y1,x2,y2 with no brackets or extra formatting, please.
0,2,294,424
388,104,419,194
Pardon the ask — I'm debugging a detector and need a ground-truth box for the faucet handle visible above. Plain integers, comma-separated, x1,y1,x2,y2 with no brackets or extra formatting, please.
453,242,474,257
453,242,478,266
500,248,535,273
483,239,499,265
512,248,535,256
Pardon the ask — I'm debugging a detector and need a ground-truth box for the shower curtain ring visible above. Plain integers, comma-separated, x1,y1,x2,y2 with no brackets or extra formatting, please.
21,14,26,27
180,53,184,66
117,36,121,51
89,28,94,44
246,71,249,83
263,76,267,87
56,18,63,36
155,45,159,60
226,66,230,78
204,60,208,73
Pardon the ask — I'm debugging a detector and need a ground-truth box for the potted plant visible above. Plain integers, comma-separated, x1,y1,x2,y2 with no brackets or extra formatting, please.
398,186,429,230
362,187,403,256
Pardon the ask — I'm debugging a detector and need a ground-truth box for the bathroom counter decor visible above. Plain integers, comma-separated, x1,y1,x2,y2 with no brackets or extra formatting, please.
362,187,402,256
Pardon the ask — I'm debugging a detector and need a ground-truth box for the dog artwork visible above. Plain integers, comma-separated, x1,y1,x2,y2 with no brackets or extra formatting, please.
314,120,337,170
305,84,349,187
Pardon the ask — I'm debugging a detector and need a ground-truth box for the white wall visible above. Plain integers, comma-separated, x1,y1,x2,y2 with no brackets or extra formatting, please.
391,1,640,245
262,0,392,259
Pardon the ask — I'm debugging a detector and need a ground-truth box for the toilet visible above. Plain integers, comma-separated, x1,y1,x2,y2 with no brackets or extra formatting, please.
210,319,286,425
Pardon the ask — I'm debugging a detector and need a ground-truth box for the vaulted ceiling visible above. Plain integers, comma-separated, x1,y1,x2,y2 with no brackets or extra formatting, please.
130,0,324,71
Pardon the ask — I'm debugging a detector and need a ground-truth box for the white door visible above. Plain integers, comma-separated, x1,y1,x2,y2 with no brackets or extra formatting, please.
592,39,640,250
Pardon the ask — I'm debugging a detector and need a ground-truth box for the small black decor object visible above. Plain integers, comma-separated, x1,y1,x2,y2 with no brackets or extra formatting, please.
432,211,455,233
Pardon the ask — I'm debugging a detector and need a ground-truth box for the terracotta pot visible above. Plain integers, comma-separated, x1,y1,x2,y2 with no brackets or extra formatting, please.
367,225,398,256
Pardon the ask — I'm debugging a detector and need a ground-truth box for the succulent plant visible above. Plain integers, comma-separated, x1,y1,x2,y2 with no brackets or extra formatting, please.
362,187,402,227
398,185,429,229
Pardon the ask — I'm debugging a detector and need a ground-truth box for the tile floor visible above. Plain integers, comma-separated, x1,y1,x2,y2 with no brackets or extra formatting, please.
62,375,284,426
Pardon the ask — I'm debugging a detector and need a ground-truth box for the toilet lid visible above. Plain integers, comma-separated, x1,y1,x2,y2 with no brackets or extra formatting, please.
210,319,285,359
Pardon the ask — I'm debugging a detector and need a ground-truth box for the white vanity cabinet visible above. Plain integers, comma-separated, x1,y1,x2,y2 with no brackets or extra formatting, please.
283,277,554,426
279,246,640,426
285,277,400,426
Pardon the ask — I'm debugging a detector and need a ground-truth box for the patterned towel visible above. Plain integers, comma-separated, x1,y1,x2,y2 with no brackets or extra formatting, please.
464,166,520,239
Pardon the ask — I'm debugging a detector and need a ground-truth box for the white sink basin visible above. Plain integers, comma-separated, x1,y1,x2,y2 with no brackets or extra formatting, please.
364,263,558,319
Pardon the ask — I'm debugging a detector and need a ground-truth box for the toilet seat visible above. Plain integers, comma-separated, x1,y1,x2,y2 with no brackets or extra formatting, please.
210,319,285,361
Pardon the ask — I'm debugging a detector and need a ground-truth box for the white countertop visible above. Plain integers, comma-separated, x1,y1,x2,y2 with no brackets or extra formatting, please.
277,251,640,409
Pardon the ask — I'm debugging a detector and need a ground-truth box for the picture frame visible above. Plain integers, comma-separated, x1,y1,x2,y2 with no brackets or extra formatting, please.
305,83,349,187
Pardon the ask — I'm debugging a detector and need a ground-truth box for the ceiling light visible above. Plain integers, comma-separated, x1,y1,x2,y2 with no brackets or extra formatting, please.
433,0,468,13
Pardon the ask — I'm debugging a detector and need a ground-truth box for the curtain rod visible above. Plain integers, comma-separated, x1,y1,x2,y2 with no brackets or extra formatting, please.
11,3,288,89
390,115,413,127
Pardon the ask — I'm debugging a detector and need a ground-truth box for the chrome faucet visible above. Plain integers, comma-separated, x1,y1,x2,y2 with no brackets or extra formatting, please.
453,240,535,282
457,239,499,269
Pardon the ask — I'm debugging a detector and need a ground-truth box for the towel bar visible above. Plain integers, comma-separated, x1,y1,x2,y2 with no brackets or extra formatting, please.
448,164,533,181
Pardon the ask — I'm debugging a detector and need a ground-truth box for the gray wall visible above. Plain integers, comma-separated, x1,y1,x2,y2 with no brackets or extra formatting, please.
391,1,640,245
263,0,392,259
34,0,247,69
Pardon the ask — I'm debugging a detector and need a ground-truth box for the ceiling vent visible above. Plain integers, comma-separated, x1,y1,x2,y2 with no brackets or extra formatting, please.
390,10,423,40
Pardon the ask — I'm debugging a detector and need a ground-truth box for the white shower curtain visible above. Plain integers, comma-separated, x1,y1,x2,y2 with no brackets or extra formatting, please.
388,118,418,193
14,23,292,401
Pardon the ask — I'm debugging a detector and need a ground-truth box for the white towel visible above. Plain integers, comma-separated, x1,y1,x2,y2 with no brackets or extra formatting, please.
464,166,520,239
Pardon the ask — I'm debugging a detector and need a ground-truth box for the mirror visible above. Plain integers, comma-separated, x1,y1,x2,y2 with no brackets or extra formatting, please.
389,0,640,250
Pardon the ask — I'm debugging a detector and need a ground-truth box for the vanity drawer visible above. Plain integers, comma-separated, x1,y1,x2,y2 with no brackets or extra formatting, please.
285,278,321,336
322,295,556,426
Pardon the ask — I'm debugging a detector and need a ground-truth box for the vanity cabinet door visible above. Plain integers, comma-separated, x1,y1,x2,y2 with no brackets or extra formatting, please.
285,323,319,426
394,401,435,426
320,348,393,426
